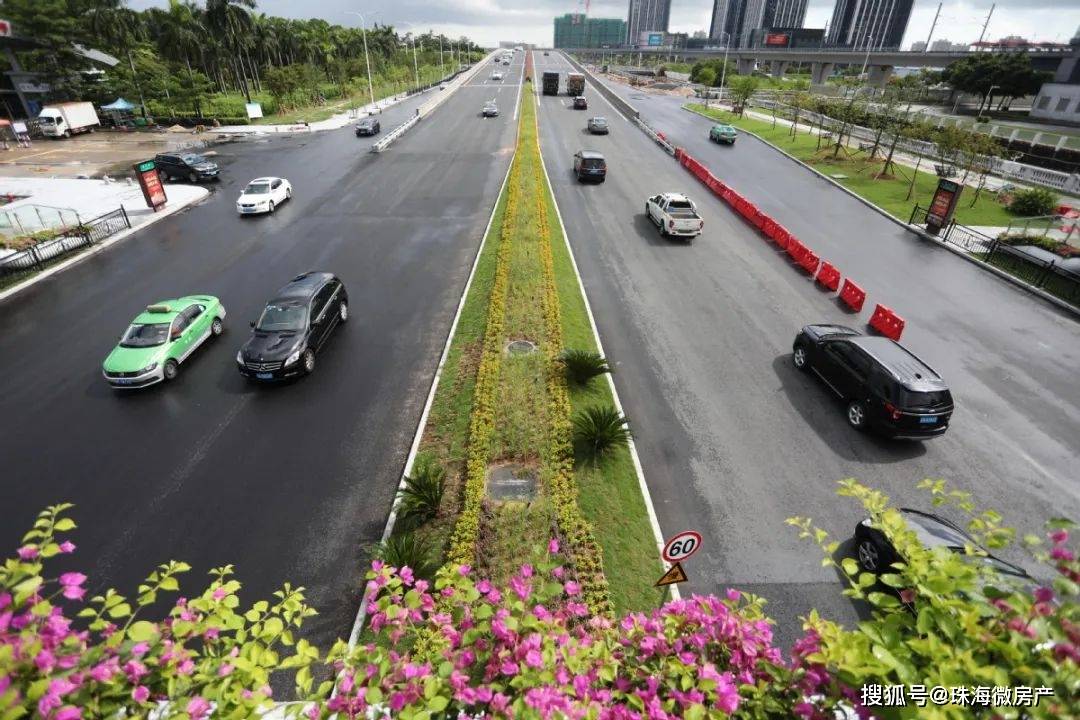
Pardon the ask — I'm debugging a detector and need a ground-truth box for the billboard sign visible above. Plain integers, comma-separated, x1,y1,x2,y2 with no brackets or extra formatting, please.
133,160,167,211
926,178,961,234
765,32,790,46
647,32,663,46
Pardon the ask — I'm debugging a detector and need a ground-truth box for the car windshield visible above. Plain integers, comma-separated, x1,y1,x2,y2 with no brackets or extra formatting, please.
902,511,970,549
120,323,170,348
591,118,606,125
256,302,306,332
581,158,605,169
668,199,694,211
359,119,373,126
244,183,271,195
39,116,57,125
897,388,951,409
182,154,207,164
960,553,1029,579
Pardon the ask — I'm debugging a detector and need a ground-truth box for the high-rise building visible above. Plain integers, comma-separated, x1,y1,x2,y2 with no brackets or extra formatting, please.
553,14,628,48
627,0,671,44
710,0,807,48
826,0,915,50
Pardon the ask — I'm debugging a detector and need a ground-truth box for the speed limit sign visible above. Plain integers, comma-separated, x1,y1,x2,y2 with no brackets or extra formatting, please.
662,530,702,563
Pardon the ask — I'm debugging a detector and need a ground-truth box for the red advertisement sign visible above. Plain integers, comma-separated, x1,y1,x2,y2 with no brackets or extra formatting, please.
133,160,167,211
765,33,789,46
926,179,960,230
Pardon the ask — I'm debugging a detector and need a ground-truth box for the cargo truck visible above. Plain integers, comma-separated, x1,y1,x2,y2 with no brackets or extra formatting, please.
542,72,560,95
37,102,100,138
566,73,585,96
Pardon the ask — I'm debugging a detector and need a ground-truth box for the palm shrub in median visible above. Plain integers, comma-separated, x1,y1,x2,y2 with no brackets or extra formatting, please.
372,531,439,581
558,348,612,386
395,452,445,527
572,404,631,460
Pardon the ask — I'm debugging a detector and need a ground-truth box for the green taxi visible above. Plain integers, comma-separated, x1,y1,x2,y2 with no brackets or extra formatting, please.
102,296,226,388
709,124,737,145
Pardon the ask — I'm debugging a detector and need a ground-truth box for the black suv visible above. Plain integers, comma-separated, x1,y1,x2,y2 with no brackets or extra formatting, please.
792,324,953,438
237,272,348,381
573,151,606,182
153,153,219,182
355,117,381,136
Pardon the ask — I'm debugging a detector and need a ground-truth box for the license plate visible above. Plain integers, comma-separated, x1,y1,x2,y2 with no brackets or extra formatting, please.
115,378,133,385
242,208,255,213
919,416,938,424
256,372,273,380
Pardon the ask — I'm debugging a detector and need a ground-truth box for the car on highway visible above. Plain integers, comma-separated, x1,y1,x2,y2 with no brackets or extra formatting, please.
573,151,606,182
792,324,954,438
709,124,737,145
587,116,609,134
491,72,504,81
854,509,1032,582
236,176,292,215
154,153,219,183
237,272,348,381
645,193,703,239
543,51,550,56
573,96,588,110
482,101,499,117
355,117,381,136
102,296,225,388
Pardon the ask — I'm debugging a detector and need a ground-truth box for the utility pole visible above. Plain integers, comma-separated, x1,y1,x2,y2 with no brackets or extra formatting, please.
924,2,942,52
977,3,995,47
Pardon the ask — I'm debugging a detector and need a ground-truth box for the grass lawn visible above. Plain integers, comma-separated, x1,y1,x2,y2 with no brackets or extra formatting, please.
686,103,1017,227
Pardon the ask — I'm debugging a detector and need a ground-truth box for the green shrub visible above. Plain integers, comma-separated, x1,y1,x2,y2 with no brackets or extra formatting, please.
572,405,630,459
396,452,445,526
1009,187,1058,217
559,348,611,386
373,532,439,579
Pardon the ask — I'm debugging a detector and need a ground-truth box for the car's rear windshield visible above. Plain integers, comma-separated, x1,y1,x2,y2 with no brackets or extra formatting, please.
592,118,607,125
896,388,951,409
244,183,270,195
256,302,307,332
581,158,605,169
668,199,694,210
121,323,170,348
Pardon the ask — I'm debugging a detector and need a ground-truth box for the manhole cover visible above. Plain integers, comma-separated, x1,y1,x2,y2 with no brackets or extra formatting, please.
506,339,538,355
487,464,538,501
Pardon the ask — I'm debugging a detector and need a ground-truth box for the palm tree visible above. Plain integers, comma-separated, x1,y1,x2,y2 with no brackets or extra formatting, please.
84,1,150,116
156,1,206,113
205,0,256,102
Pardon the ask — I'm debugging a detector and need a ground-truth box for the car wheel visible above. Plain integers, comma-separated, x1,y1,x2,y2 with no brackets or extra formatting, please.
163,359,179,382
339,302,348,323
211,317,224,336
268,201,275,213
792,344,809,371
301,349,316,375
857,539,881,573
847,400,868,431
286,187,292,200
188,171,198,183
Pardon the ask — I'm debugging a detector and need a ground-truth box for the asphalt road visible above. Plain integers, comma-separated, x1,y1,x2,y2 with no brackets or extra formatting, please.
0,56,523,648
535,52,1080,648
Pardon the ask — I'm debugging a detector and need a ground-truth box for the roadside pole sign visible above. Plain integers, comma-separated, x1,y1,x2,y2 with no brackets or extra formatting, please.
925,178,961,236
654,562,688,587
662,530,702,563
133,160,167,211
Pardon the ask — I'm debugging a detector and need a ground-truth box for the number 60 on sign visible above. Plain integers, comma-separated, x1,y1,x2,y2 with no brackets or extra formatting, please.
662,530,702,563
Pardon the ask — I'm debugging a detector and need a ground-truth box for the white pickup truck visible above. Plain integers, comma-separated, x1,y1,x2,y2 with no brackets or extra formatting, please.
645,193,704,240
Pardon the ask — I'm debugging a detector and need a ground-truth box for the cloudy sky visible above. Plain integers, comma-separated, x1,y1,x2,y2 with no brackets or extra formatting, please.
128,0,1080,49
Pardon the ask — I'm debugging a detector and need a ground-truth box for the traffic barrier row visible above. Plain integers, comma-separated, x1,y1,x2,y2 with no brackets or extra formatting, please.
672,147,905,340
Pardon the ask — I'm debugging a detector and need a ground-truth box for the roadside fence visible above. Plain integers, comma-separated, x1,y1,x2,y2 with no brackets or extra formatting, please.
0,207,131,283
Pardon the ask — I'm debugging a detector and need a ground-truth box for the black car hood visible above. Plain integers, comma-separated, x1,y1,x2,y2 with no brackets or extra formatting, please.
241,331,303,361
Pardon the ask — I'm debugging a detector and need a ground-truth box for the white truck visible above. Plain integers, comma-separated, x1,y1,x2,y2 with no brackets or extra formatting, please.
645,193,704,240
37,102,100,138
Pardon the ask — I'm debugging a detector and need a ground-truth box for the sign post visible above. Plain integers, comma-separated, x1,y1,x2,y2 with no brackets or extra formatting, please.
925,178,961,236
654,530,701,604
133,160,167,211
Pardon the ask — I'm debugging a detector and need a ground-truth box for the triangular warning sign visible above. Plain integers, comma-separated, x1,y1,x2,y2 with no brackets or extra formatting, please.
654,562,688,587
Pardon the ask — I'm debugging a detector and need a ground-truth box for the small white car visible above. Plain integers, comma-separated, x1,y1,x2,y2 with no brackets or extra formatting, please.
482,101,499,117
491,72,504,81
236,177,292,215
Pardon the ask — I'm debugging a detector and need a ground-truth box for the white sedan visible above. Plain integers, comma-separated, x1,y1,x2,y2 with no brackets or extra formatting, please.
236,177,292,215
491,72,504,81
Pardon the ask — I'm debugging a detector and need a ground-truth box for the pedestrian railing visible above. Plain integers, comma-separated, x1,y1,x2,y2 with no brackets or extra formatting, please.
0,207,131,284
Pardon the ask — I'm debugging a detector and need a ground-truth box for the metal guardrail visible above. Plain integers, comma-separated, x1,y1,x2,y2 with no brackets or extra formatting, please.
634,118,676,156
371,116,420,153
0,207,130,282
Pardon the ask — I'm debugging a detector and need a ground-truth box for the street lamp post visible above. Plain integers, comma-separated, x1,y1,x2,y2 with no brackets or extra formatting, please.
978,84,1000,120
345,11,377,109
717,31,731,109
399,22,422,91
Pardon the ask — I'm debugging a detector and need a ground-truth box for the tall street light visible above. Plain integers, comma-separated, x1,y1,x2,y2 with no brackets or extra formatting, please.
399,22,422,91
716,31,731,108
344,10,377,109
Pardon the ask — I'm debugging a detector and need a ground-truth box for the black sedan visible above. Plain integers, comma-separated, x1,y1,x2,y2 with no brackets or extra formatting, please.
854,508,1032,582
237,272,348,381
573,96,588,110
355,117,381,136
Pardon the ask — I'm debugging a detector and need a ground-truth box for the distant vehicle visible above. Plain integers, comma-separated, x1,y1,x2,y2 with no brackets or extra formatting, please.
102,296,225,388
709,123,737,145
238,272,348,381
645,193,703,239
587,117,609,134
491,72,504,81
566,72,585,96
502,59,510,66
573,150,606,182
355,117,381,136
236,176,292,215
791,324,954,438
482,101,499,117
854,509,1032,581
573,96,588,110
543,51,550,56
37,102,99,138
542,71,560,95
154,153,220,183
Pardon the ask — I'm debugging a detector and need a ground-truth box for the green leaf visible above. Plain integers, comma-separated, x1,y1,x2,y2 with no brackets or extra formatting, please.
841,558,859,576
107,603,131,619
427,696,448,712
53,518,76,531
127,620,158,642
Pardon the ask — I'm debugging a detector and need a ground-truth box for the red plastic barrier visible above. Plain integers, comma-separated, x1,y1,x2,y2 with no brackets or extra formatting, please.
839,279,866,312
675,147,685,162
786,240,806,263
869,304,905,341
798,248,820,275
657,131,667,142
816,262,841,291
773,227,790,251
760,217,778,240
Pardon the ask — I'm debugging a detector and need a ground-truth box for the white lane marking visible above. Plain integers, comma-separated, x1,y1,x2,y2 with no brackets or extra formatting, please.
513,52,525,121
531,86,678,602
345,106,521,652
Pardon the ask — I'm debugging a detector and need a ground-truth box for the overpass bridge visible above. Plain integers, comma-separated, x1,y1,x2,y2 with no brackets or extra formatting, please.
562,47,1071,86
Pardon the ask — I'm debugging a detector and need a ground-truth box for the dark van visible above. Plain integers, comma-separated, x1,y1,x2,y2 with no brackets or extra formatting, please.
573,150,606,183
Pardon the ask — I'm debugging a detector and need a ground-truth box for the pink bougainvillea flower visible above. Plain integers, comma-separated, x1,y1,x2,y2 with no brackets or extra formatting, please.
132,686,150,703
17,545,39,560
55,706,82,720
1051,546,1075,562
1034,586,1055,604
1049,529,1069,544
59,541,76,553
548,538,560,554
899,589,916,604
563,581,581,596
186,696,211,720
